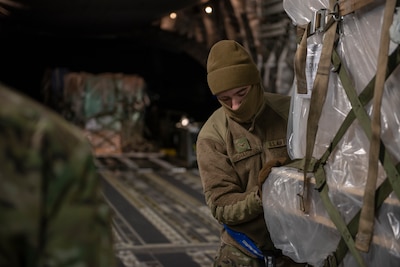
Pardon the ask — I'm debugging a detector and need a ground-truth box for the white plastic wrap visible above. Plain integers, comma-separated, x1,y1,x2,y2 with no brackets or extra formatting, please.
263,0,400,266
263,167,400,267
286,0,400,161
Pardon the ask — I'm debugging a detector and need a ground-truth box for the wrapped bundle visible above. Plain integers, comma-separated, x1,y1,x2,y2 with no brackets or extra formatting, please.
262,0,400,266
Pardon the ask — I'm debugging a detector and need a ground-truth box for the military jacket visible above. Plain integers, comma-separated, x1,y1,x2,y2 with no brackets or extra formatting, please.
0,84,115,267
196,92,290,256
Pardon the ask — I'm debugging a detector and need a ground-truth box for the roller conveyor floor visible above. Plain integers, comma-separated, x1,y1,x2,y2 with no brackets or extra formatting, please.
95,153,220,267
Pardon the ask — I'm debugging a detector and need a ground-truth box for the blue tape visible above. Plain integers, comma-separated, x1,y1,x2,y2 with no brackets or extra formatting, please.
223,224,264,260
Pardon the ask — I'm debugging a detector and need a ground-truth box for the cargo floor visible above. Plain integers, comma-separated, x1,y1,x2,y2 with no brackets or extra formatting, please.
96,154,220,267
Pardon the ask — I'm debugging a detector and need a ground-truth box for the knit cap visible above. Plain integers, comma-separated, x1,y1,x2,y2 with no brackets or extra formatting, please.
207,40,261,95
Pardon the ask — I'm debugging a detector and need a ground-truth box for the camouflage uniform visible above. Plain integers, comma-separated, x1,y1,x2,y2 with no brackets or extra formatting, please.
0,83,116,267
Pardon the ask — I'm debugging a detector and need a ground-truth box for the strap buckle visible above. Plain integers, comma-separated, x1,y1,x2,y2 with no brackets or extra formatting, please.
264,254,276,267
310,8,330,35
310,4,343,35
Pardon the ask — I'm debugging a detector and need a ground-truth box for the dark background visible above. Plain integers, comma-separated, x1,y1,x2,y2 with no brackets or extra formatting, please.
0,36,219,123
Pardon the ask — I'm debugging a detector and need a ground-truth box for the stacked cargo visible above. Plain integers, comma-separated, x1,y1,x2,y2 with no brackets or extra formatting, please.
63,72,151,154
262,0,400,266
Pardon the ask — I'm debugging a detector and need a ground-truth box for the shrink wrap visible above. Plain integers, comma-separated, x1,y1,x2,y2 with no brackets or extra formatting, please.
262,0,400,266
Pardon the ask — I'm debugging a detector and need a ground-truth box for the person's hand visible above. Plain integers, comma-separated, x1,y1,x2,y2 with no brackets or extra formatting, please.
257,157,288,197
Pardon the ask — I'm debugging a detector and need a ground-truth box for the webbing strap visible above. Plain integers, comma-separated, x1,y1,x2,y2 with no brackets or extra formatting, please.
302,14,338,213
286,157,366,266
355,0,398,252
284,162,400,267
333,165,400,267
338,0,374,16
294,24,309,94
320,45,400,266
332,46,400,200
290,1,400,266
324,44,400,166
313,165,367,267
291,26,400,267
285,157,318,173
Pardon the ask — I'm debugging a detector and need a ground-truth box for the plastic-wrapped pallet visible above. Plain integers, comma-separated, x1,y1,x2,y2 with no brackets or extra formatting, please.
262,0,400,266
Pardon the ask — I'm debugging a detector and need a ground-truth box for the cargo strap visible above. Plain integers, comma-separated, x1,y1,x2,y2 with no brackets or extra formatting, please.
355,0,398,253
292,1,400,266
287,158,367,267
300,0,339,214
294,23,309,95
338,0,374,16
328,45,400,266
289,36,400,267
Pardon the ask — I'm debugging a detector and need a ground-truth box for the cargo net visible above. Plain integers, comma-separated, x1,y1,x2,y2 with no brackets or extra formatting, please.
262,1,400,266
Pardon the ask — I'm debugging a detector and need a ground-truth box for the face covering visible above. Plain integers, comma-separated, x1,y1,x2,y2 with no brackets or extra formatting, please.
219,84,264,123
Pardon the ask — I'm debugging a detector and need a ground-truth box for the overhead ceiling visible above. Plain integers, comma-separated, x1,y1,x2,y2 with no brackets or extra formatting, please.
0,0,208,37
0,0,295,121
0,0,212,69
0,0,217,121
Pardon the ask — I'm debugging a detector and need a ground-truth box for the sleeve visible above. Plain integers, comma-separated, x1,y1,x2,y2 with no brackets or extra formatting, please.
196,137,263,226
0,100,116,267
42,130,116,267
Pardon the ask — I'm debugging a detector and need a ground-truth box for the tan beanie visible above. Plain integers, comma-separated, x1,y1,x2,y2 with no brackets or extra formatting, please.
207,40,261,95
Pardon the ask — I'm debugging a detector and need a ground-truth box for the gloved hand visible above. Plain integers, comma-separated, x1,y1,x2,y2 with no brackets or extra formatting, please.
257,157,289,197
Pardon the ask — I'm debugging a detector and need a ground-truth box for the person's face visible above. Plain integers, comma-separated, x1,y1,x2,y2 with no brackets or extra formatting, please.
216,85,251,110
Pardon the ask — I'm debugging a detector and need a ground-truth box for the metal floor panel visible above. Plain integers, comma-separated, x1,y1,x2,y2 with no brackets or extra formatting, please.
98,154,220,267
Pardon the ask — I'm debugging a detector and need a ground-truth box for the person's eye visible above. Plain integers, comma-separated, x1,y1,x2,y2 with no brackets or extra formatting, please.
237,90,248,97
